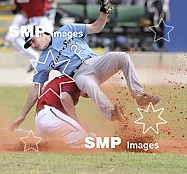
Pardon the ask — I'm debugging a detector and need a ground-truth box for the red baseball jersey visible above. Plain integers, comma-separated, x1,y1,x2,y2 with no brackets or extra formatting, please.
36,76,81,114
15,0,50,19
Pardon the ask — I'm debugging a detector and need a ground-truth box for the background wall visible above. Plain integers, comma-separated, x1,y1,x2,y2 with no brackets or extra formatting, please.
164,0,187,52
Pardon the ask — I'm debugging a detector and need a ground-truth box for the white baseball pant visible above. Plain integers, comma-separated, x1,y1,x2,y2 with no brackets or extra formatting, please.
73,52,144,120
35,105,89,148
8,16,54,64
5,14,27,44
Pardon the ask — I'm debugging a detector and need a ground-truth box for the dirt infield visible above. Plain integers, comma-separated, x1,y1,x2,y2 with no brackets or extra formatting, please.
0,117,187,154
0,84,186,154
0,51,186,154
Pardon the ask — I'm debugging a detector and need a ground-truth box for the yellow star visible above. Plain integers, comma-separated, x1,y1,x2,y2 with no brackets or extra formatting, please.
134,102,166,134
20,130,42,152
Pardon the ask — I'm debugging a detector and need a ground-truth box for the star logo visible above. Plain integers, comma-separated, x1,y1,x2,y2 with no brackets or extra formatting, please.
25,50,75,98
149,18,174,42
20,130,42,152
134,102,166,134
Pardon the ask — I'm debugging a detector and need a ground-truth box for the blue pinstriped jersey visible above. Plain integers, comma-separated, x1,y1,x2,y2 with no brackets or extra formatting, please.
33,23,98,83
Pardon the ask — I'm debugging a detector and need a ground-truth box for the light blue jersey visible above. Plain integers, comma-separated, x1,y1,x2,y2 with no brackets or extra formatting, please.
33,23,98,83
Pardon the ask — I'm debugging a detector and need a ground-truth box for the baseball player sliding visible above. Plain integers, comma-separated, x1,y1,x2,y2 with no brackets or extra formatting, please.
10,0,160,132
10,76,94,148
4,0,54,72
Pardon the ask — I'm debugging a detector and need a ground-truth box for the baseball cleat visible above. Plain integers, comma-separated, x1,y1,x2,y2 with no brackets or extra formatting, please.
136,93,161,108
111,103,129,125
27,64,34,73
0,40,10,47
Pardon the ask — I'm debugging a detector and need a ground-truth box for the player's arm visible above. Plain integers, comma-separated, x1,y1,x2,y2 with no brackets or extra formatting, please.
87,12,109,34
60,92,91,133
87,0,114,34
9,84,43,131
50,0,58,8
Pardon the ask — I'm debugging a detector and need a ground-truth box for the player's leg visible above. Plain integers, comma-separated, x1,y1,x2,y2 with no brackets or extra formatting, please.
11,36,40,64
35,105,90,148
84,52,144,98
1,14,27,47
83,52,161,107
7,17,41,65
10,16,53,72
97,52,161,107
74,70,114,120
74,65,127,123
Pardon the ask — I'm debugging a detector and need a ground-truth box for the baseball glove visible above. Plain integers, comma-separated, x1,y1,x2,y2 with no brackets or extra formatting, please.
99,0,114,14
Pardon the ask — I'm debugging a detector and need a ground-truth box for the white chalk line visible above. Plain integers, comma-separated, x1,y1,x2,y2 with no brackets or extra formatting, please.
1,127,31,133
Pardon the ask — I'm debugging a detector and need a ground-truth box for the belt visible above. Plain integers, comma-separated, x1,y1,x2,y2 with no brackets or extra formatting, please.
71,55,95,77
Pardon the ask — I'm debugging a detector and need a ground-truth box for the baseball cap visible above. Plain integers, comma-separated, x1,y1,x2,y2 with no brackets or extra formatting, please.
24,26,44,49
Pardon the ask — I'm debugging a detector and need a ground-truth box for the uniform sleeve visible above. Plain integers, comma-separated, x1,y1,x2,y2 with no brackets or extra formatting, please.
33,68,50,84
60,82,81,106
33,49,51,84
71,23,87,39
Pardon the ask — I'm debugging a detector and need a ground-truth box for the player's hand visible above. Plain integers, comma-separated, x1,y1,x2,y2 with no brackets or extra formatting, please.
80,92,90,98
99,0,114,14
9,116,25,131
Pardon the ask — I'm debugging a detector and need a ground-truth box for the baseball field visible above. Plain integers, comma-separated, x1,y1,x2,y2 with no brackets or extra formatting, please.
0,50,187,173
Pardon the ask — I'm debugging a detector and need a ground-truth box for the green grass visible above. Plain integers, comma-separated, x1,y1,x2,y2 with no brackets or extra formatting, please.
0,152,187,174
0,86,186,173
0,86,36,130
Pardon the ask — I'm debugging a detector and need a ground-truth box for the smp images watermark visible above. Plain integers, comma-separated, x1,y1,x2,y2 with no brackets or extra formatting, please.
126,141,159,151
8,25,83,38
84,136,159,151
9,25,45,38
85,137,121,149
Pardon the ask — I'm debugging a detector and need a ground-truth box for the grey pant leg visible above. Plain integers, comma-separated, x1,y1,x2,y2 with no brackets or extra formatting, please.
74,66,114,120
74,52,143,119
87,52,144,97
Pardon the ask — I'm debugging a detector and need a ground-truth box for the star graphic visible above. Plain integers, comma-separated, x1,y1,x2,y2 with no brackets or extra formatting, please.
39,78,75,99
25,50,75,99
149,18,174,42
20,130,42,152
134,102,166,134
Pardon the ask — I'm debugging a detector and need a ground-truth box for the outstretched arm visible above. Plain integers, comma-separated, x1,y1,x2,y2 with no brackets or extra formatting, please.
87,12,109,34
60,92,91,133
9,84,43,131
50,0,58,8
87,0,114,34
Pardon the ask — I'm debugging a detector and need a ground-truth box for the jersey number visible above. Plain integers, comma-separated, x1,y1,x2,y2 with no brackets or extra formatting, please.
70,42,85,54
